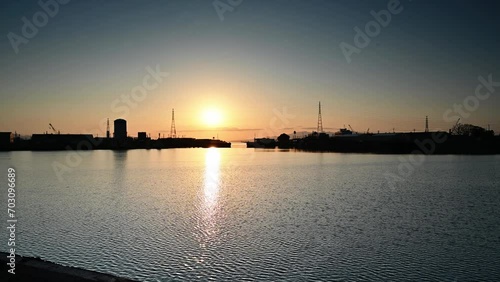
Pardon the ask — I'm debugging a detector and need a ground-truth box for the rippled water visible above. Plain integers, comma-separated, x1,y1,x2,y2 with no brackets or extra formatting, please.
1,148,500,281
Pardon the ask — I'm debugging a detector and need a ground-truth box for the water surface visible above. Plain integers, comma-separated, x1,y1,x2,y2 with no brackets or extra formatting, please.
1,149,499,281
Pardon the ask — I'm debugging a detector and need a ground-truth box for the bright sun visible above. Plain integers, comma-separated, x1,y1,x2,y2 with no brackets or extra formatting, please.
202,109,222,126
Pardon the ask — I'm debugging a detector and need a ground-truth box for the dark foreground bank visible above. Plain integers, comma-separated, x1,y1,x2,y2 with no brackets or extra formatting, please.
0,253,138,282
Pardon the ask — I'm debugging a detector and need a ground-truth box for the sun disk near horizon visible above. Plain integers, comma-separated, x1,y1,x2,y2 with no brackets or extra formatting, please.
202,109,223,127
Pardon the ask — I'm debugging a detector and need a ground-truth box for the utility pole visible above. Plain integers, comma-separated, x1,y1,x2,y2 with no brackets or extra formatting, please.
106,118,110,139
425,116,429,133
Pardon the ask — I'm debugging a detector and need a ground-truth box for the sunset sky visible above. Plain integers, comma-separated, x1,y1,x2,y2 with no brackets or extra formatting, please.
1,0,499,141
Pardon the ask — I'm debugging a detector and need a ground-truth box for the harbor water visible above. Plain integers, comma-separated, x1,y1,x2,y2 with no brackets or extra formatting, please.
1,148,499,281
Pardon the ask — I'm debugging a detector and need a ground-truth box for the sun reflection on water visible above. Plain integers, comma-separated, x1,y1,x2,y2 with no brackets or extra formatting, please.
192,148,223,267
204,148,220,207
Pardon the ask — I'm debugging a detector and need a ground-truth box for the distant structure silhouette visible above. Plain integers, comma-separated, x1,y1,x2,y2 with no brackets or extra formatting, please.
425,116,429,133
317,101,323,133
0,132,11,148
170,108,176,138
138,132,147,141
49,123,60,134
106,118,110,139
114,119,127,141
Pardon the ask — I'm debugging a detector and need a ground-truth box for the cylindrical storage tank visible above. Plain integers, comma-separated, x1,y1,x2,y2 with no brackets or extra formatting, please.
114,119,127,141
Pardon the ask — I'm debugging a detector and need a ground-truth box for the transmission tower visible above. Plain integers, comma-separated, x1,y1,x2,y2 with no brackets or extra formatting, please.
425,116,429,133
170,108,176,138
317,101,323,133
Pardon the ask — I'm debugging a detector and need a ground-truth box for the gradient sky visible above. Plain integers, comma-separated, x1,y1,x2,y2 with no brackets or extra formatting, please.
1,0,499,141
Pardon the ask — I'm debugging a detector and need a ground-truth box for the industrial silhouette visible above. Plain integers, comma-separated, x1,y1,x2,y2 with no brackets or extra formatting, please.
0,102,498,153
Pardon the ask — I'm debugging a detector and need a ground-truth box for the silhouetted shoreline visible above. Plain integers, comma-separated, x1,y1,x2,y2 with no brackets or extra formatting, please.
0,252,137,282
266,132,500,155
0,134,231,151
1,131,500,154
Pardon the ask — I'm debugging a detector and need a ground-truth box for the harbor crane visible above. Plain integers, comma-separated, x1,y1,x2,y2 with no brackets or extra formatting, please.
348,125,355,133
49,123,60,134
450,118,461,134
